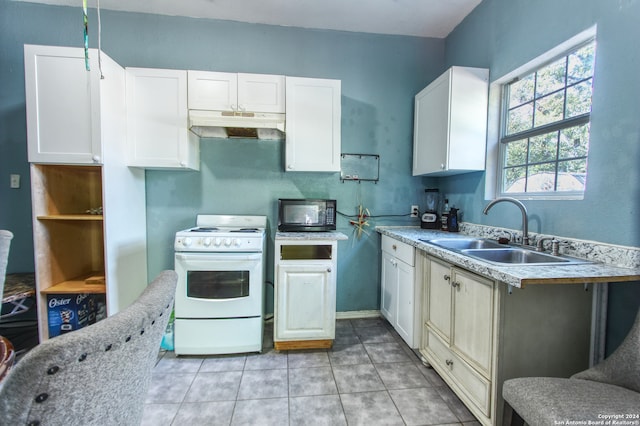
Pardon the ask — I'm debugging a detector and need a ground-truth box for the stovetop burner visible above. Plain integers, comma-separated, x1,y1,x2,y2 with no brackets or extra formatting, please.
175,215,267,253
190,227,219,232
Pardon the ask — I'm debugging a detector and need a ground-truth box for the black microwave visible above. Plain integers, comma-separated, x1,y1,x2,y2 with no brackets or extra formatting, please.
278,199,337,232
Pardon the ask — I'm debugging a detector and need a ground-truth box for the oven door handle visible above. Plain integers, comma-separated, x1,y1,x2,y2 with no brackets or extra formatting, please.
175,253,263,261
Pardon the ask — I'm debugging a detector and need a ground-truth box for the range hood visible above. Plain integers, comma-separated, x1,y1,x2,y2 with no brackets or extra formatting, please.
189,110,285,140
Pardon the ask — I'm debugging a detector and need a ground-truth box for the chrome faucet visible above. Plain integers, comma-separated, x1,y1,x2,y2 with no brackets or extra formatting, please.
483,197,530,246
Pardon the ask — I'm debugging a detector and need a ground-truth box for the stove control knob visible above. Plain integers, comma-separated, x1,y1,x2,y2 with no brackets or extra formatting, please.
214,238,223,247
203,237,212,247
233,238,241,247
183,237,192,247
224,238,232,247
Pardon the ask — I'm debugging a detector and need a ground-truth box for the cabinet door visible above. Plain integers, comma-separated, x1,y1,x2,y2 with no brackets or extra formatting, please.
450,267,495,375
237,73,285,113
380,251,398,324
24,45,102,164
285,77,341,172
126,68,199,170
275,262,336,340
425,257,452,342
395,258,416,346
188,71,237,111
412,67,488,176
412,70,449,176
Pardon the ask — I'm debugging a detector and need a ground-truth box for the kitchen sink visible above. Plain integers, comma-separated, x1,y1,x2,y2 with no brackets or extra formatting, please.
419,238,506,250
461,248,589,265
419,237,589,266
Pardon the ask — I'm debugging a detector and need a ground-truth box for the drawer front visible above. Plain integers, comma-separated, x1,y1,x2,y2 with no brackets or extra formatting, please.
381,235,415,266
426,328,492,417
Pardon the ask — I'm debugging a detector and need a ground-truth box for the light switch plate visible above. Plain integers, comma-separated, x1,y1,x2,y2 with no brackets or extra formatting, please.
10,174,20,188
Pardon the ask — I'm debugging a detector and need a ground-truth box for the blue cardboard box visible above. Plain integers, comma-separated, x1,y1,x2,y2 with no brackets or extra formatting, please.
47,293,92,338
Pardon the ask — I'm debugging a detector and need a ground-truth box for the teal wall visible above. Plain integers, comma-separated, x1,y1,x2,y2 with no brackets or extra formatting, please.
441,0,640,353
1,0,637,351
0,0,441,313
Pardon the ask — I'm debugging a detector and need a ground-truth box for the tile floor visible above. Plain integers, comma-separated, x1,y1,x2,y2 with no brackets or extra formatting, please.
143,317,480,425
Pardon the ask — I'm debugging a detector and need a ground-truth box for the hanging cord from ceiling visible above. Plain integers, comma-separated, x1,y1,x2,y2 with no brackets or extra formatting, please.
96,0,104,79
82,0,104,78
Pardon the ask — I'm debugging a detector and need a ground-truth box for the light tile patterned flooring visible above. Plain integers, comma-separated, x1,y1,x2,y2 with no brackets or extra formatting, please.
143,317,480,425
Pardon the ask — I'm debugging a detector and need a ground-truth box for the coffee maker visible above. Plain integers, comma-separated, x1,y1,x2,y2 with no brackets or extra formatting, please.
421,188,440,229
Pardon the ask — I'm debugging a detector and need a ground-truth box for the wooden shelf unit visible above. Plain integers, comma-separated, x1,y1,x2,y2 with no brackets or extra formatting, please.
31,164,107,339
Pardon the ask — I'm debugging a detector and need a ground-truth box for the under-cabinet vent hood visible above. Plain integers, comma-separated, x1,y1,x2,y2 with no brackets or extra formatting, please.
189,110,285,140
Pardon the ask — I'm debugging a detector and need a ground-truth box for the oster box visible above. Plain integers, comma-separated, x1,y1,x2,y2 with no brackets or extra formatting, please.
47,293,92,338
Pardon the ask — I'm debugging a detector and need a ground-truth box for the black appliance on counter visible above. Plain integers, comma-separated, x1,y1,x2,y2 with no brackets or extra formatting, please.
278,199,337,232
421,189,440,229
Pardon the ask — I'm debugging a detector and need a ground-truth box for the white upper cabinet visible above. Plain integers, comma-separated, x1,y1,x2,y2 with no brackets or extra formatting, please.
125,68,199,170
24,45,117,164
413,66,489,176
285,77,341,172
187,71,285,113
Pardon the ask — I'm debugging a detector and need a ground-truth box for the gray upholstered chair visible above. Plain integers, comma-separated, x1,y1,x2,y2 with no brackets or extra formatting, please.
0,230,13,301
502,308,640,425
0,270,177,426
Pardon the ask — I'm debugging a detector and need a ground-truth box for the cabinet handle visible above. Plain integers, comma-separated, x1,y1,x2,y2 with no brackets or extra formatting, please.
443,274,450,281
451,281,460,288
446,359,453,366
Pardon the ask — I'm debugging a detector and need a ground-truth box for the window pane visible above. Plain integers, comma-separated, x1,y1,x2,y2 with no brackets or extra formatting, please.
557,160,587,191
534,91,565,127
536,57,566,97
509,74,535,107
529,132,558,163
507,103,533,135
527,163,557,192
567,43,595,84
505,138,528,166
504,166,526,193
565,79,592,118
559,124,590,159
499,39,595,198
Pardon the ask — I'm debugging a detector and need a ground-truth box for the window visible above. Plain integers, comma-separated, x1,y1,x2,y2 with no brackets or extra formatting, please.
498,40,596,198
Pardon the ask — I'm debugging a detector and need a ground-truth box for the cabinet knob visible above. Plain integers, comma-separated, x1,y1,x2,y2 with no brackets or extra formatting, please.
92,155,100,163
440,163,445,170
443,274,450,281
446,359,453,366
451,281,460,288
392,245,397,250
327,268,332,273
231,104,237,111
180,161,186,167
287,164,294,170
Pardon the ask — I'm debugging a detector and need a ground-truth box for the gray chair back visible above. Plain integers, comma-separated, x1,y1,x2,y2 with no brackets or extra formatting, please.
0,270,177,426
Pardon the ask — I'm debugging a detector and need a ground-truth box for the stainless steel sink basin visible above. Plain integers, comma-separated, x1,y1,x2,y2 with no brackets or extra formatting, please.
461,248,588,265
419,238,506,250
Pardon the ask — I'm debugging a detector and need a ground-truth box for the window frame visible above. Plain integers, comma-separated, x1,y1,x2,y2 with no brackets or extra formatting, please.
484,26,597,201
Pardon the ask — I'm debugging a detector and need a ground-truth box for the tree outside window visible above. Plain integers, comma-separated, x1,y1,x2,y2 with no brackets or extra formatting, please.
499,41,596,197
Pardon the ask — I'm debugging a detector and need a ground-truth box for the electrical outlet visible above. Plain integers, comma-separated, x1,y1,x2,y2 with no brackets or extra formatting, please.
411,205,419,218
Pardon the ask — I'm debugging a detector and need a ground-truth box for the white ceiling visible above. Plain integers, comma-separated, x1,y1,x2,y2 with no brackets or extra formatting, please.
15,0,482,38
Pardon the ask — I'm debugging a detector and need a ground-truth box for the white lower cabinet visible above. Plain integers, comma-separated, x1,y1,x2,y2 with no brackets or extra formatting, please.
420,254,593,425
380,235,421,348
274,239,338,350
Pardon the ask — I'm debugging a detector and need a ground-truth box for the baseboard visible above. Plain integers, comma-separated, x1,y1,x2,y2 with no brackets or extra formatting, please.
336,310,381,320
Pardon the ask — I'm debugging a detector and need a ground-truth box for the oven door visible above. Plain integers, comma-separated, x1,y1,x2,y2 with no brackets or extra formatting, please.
174,252,263,318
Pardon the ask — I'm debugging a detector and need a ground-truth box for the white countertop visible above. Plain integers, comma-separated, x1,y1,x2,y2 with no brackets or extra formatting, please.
376,226,640,288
